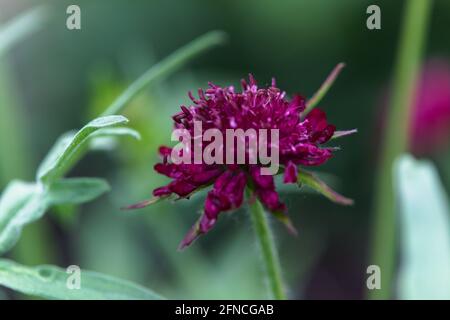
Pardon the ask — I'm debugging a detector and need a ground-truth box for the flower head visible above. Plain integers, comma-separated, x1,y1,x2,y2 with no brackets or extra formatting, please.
128,73,353,249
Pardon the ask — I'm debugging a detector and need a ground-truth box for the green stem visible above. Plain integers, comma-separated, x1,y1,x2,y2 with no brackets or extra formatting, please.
369,0,432,299
102,30,227,116
247,189,286,300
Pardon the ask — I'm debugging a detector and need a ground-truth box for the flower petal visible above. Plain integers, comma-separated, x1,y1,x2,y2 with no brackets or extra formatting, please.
205,170,246,218
249,166,286,212
169,180,198,197
305,109,336,144
179,170,247,249
153,186,172,197
283,161,298,184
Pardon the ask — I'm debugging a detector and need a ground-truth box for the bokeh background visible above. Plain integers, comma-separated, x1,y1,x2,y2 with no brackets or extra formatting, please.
0,0,449,299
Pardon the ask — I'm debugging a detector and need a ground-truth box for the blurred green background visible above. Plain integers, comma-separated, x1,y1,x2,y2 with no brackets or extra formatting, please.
0,0,449,299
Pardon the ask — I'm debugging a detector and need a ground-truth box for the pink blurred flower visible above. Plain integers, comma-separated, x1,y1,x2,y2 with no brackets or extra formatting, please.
411,58,450,155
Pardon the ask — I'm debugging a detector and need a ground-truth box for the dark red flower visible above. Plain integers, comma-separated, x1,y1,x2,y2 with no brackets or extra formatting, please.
132,75,351,249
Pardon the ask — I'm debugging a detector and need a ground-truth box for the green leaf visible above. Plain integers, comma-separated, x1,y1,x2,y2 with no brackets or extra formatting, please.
88,127,141,151
36,131,76,181
0,181,47,255
0,259,164,300
90,126,141,140
297,169,353,205
0,181,36,221
1,117,135,254
0,6,49,56
394,154,450,300
37,115,128,183
88,115,129,128
45,178,110,205
0,178,110,255
0,30,227,258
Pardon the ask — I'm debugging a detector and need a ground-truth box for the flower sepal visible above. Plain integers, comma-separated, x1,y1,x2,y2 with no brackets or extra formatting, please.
331,129,358,140
246,186,298,236
121,195,174,210
297,169,353,205
178,218,202,251
271,210,298,236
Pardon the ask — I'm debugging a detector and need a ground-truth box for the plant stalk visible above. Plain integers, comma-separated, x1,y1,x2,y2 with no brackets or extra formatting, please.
369,0,432,299
247,188,286,300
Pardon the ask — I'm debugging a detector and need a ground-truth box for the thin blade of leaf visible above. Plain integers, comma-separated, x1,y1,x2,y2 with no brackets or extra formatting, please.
45,178,110,205
36,131,76,181
304,63,345,116
331,129,358,140
297,169,353,205
101,30,228,116
394,154,450,299
90,126,141,140
0,259,164,300
37,115,128,183
88,127,140,151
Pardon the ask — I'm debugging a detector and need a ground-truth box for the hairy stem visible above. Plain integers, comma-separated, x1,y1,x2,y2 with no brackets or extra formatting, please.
247,189,286,300
369,0,432,299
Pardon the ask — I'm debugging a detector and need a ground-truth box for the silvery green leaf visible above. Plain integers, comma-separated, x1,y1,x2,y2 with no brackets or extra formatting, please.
0,181,47,255
394,154,450,300
45,178,110,205
0,259,164,300
37,115,128,183
36,131,76,182
0,178,109,255
88,127,141,151
90,127,141,140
